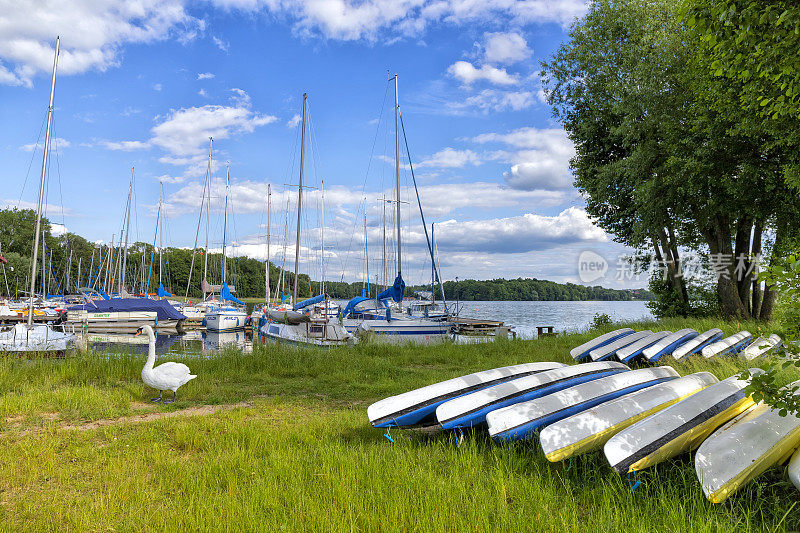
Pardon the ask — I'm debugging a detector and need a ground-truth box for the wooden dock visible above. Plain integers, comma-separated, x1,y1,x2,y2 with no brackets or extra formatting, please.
450,316,508,336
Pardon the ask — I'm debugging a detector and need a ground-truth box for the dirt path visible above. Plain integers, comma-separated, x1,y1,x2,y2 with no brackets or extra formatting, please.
5,401,251,437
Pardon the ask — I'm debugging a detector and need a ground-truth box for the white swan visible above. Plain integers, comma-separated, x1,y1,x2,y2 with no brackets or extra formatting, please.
135,325,196,403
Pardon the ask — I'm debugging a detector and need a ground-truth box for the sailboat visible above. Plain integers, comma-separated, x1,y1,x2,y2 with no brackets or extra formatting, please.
340,74,453,344
203,164,248,332
0,37,75,353
260,93,353,347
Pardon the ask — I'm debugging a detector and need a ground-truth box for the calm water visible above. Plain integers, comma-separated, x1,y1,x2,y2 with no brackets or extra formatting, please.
79,300,652,354
453,300,653,339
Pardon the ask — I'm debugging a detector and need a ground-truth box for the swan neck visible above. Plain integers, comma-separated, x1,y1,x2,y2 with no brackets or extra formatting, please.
144,328,156,370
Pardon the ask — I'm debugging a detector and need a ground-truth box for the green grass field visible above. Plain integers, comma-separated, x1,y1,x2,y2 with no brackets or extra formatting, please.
1,317,798,531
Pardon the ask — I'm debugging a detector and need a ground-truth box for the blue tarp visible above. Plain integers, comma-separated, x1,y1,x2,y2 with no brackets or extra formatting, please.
377,274,405,303
294,294,325,311
98,288,111,300
341,296,371,319
68,298,186,321
221,282,245,306
157,283,173,298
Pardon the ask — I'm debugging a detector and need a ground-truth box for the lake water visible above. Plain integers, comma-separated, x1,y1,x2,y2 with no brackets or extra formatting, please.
79,300,652,354
452,300,653,339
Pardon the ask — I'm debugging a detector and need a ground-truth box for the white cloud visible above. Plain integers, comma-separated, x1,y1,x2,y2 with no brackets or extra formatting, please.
153,83,162,91
447,61,518,86
0,0,203,87
483,31,531,65
286,114,302,128
212,36,230,52
450,88,537,113
197,72,215,80
198,88,208,97
50,223,68,237
209,0,588,41
418,148,481,168
472,127,575,190
20,137,71,152
100,140,151,151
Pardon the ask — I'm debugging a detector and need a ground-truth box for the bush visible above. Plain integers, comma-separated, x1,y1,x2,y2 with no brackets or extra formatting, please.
590,313,612,329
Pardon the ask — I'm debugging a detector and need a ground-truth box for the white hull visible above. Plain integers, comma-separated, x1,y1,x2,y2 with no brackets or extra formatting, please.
671,328,724,360
262,321,353,347
67,310,159,331
789,447,800,492
570,328,635,361
589,330,653,361
345,318,453,344
741,334,782,361
0,323,75,352
204,309,248,331
701,331,753,358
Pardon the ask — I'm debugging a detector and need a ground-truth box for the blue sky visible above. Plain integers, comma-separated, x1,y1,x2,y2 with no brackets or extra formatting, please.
0,0,641,288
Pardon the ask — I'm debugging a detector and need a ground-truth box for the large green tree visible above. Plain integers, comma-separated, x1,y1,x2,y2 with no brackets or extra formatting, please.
542,0,799,319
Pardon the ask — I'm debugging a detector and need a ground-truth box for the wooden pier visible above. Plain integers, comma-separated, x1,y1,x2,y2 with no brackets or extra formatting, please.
450,316,510,337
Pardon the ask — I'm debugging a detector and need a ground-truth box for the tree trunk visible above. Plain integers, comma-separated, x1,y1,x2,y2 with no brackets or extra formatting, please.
759,216,787,321
703,215,749,320
657,226,688,314
751,220,763,319
666,224,689,305
733,217,753,315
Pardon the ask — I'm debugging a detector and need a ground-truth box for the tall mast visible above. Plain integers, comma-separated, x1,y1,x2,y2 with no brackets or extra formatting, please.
320,180,325,297
203,138,212,298
27,37,59,325
121,166,133,293
363,200,369,297
222,163,230,285
393,74,402,279
158,182,163,287
292,93,307,304
265,183,271,303
382,196,386,289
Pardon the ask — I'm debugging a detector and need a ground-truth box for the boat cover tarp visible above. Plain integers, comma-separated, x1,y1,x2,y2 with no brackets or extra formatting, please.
341,296,371,318
377,274,405,303
294,294,325,311
221,282,245,306
157,283,172,298
98,288,111,300
68,298,186,321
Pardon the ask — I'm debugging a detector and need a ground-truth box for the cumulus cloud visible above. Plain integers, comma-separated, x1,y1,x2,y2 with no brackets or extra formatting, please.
448,88,537,113
197,72,215,80
100,140,151,151
0,0,202,87
483,31,531,65
286,114,302,128
472,127,575,189
50,223,68,237
418,148,481,168
20,137,71,152
447,61,518,86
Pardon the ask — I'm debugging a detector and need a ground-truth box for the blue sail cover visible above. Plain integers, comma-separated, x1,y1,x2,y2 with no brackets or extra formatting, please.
341,296,371,318
377,274,405,303
98,288,111,300
157,283,173,298
294,294,325,311
68,298,186,321
221,282,245,306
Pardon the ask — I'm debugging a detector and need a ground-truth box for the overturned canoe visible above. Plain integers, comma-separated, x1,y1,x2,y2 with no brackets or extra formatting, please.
589,331,653,362
671,329,724,361
789,447,800,492
642,329,699,363
487,367,678,443
604,373,756,474
701,331,752,358
540,371,717,462
436,361,628,430
741,334,782,361
570,329,635,361
367,362,567,428
616,331,672,363
695,381,800,503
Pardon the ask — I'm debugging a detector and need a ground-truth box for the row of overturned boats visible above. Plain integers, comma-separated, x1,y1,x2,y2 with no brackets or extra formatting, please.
0,41,503,352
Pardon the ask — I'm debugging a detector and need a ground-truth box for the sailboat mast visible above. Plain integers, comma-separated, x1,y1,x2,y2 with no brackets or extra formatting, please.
320,180,325,297
292,93,307,304
393,74,402,278
158,182,163,287
28,37,59,326
363,201,369,297
266,183,271,303
203,138,212,298
222,164,230,285
121,166,133,293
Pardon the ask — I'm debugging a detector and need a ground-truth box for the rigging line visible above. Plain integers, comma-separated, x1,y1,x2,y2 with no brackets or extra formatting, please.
17,108,49,210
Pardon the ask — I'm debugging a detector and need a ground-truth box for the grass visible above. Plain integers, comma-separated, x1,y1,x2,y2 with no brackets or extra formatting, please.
1,316,798,531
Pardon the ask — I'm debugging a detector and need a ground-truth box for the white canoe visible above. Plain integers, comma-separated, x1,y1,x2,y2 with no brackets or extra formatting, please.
642,329,699,363
436,361,628,430
789,447,800,492
367,362,567,428
604,373,756,474
570,328,635,361
540,371,718,462
695,381,800,503
671,329,725,361
487,367,679,443
617,331,672,363
741,334,783,361
589,331,653,362
701,331,752,358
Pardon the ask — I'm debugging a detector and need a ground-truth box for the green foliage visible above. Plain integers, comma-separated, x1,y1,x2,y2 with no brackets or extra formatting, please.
647,274,719,319
741,251,800,414
440,278,651,302
590,312,612,329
